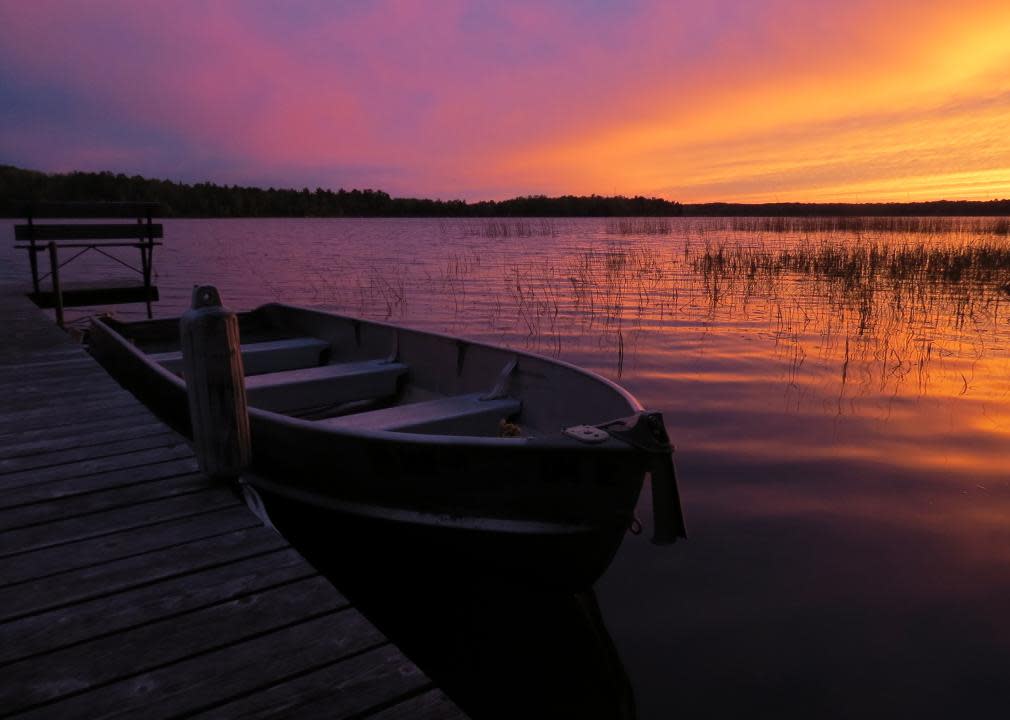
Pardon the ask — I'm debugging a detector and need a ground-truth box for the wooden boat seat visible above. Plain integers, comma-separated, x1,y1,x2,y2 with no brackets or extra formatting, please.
246,360,408,412
153,337,330,376
319,392,521,435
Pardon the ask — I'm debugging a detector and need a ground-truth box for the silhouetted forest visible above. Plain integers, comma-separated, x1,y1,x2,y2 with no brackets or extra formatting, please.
3,165,1007,217
684,200,1010,216
0,166,681,217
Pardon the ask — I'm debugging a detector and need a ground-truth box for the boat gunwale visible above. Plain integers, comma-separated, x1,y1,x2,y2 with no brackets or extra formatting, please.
90,306,646,454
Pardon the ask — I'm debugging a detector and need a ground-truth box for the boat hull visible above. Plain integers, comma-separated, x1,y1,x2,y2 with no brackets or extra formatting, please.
251,481,634,590
88,306,655,589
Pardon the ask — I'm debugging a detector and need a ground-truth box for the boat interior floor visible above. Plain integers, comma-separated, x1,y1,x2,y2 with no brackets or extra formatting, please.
246,360,408,413
318,393,522,435
153,335,524,437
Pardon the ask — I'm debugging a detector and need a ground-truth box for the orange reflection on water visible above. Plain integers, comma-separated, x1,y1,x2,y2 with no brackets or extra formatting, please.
46,215,1010,507
454,219,1010,485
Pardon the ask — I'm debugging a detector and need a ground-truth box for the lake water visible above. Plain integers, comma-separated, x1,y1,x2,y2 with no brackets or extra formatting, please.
7,216,1010,718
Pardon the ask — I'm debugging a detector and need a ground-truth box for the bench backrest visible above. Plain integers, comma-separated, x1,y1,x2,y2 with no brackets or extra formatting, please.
14,202,163,248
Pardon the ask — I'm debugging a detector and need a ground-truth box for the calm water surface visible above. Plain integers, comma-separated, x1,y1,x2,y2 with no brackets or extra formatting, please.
9,217,1010,718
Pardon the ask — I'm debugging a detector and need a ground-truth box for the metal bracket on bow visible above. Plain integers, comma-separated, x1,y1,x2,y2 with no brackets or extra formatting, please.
599,412,687,545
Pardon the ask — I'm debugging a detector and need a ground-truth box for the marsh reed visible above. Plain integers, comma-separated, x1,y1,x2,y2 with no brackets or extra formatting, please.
687,229,1010,406
455,219,559,238
699,215,1010,236
306,215,1010,402
605,218,673,235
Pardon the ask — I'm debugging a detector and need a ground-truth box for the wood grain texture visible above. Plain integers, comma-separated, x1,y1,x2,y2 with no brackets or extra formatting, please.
0,547,314,664
0,441,195,491
0,430,182,475
0,488,238,556
0,396,148,433
0,418,171,461
2,577,349,715
0,470,209,530
0,284,464,719
366,690,471,720
0,510,266,592
188,645,431,720
0,456,201,509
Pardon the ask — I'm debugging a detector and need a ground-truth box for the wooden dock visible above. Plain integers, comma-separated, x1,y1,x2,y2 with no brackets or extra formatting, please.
0,284,465,719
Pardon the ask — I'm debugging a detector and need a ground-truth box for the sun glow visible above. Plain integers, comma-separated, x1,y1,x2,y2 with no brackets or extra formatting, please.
1,0,1009,200
499,2,1010,202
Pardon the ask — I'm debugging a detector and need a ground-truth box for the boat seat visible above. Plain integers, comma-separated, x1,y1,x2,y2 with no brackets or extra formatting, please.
153,337,330,376
246,360,408,412
319,392,521,435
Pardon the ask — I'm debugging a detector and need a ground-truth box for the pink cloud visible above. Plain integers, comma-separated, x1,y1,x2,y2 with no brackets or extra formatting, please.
2,0,1009,201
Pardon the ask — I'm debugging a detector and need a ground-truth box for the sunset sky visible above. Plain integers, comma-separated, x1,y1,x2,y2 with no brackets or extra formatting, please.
2,0,1009,203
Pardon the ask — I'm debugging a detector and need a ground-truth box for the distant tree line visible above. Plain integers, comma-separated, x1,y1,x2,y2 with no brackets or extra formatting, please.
4,165,1006,217
684,200,1010,216
0,165,683,217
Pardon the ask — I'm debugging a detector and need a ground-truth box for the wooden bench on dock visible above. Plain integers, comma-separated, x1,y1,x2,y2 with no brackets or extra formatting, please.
14,201,162,327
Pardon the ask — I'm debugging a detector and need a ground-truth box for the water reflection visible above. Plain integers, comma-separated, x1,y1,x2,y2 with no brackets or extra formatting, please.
257,490,636,720
47,217,1010,425
9,216,1010,717
601,452,1010,719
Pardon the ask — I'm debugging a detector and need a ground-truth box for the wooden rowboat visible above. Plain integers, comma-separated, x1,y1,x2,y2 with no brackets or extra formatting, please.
88,294,686,589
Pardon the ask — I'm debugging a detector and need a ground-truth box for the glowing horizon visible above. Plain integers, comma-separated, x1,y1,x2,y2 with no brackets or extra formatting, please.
2,0,1009,203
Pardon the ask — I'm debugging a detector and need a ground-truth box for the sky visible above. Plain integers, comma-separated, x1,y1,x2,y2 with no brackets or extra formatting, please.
2,0,1009,203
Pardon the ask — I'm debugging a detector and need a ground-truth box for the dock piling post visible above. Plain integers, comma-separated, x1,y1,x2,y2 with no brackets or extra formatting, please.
28,215,40,296
180,285,251,480
47,241,64,329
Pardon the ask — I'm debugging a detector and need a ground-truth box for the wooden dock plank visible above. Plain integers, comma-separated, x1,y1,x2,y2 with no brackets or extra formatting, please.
0,413,161,445
0,519,277,606
0,430,182,475
0,456,201,509
0,441,195,490
0,283,465,719
0,548,313,664
0,471,210,530
0,418,170,461
188,645,432,720
3,577,349,715
367,690,470,720
0,488,236,556
0,404,157,438
0,355,97,372
0,367,131,390
0,396,151,433
0,369,114,394
0,383,129,409
0,359,119,382
0,382,143,409
10,607,383,720
0,507,260,586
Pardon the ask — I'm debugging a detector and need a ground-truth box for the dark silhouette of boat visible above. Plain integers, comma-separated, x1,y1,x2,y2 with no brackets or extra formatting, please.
89,299,686,589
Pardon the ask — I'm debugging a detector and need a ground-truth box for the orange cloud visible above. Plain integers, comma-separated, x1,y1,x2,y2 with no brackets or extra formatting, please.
498,0,1010,201
2,0,1009,200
